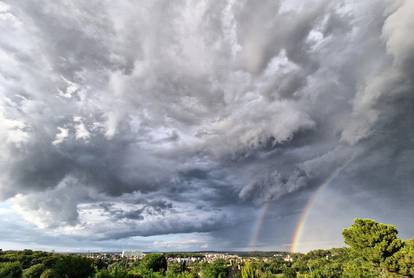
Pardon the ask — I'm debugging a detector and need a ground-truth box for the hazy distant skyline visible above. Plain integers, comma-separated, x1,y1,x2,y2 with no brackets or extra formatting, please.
1,0,413,252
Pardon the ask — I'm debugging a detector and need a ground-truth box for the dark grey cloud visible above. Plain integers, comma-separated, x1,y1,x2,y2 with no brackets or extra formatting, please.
0,0,413,250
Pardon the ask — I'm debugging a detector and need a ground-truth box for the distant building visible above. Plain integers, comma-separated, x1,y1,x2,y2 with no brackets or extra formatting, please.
121,250,144,259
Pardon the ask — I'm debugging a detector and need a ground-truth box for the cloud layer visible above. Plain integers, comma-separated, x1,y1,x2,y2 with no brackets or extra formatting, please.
0,0,413,249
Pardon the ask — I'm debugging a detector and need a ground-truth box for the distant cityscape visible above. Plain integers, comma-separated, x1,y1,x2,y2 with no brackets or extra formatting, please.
77,250,293,264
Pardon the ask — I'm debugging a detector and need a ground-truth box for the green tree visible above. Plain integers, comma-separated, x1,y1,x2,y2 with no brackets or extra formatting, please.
108,264,129,278
40,256,59,269
385,239,414,276
282,266,296,278
241,261,256,278
0,261,23,278
23,263,46,277
291,255,308,274
92,258,109,272
342,218,403,268
53,255,95,278
200,259,229,278
342,257,381,278
166,262,183,278
267,257,286,274
139,254,167,274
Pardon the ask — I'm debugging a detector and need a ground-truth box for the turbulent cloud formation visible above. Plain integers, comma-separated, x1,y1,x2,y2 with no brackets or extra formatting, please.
0,0,413,249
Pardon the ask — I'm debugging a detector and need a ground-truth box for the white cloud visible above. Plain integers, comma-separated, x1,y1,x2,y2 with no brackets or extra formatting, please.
73,116,91,141
52,127,69,145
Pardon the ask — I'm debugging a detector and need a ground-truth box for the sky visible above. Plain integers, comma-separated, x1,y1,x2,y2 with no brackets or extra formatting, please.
0,0,413,253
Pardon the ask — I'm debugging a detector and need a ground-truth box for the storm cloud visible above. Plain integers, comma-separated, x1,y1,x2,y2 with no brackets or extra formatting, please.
0,0,413,250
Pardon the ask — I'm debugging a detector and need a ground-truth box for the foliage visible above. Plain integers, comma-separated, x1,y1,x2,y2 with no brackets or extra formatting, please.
266,257,287,274
139,254,168,273
342,218,403,266
39,268,59,278
23,263,46,277
0,261,23,278
200,259,229,278
385,238,414,276
165,262,183,278
342,257,381,278
109,264,130,278
95,269,114,278
53,255,95,277
241,261,256,278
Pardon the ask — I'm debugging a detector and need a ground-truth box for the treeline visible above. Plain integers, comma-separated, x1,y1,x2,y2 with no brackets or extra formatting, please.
1,218,414,277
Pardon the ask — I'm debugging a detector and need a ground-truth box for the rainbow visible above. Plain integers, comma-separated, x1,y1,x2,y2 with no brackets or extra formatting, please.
249,201,271,250
289,189,319,253
248,152,357,253
290,154,357,253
